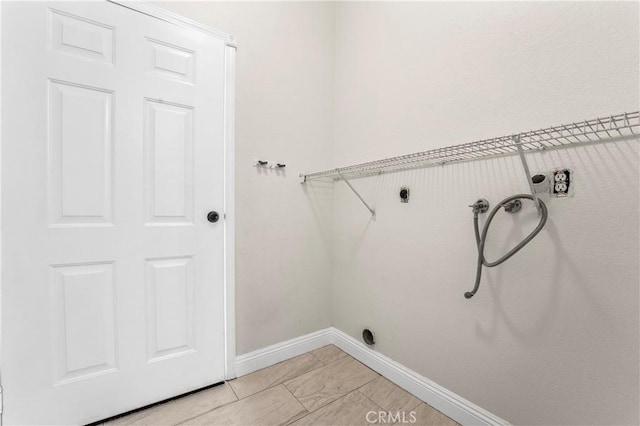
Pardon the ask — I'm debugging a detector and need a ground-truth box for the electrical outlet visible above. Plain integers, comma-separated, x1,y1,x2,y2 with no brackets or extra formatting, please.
399,187,410,203
552,168,572,197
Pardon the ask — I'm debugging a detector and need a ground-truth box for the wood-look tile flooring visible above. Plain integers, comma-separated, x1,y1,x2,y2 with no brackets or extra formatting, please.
105,345,459,426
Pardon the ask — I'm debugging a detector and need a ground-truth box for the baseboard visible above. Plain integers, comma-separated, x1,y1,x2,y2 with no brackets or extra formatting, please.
234,328,333,377
329,328,509,426
234,327,508,426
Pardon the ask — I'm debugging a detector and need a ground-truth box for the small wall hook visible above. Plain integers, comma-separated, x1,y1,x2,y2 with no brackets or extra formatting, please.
254,160,287,171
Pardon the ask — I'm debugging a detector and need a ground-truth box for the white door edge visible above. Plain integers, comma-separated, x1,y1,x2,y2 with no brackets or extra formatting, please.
0,2,238,422
223,44,237,381
0,1,3,424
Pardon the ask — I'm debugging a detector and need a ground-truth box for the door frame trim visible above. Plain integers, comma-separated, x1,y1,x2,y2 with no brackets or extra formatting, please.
0,1,4,421
107,0,238,381
108,1,237,48
223,40,237,380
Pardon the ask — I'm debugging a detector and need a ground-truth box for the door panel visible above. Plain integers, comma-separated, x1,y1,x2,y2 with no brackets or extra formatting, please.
48,79,115,226
145,256,196,362
144,99,195,224
50,261,118,385
2,2,227,424
49,8,115,64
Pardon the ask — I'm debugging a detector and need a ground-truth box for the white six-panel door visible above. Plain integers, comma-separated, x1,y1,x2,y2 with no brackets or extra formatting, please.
1,2,229,424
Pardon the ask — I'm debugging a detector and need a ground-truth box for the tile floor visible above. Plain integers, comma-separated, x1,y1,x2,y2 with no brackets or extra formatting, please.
105,345,459,426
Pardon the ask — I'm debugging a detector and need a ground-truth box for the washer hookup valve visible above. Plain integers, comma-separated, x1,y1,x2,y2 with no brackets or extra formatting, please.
469,199,490,215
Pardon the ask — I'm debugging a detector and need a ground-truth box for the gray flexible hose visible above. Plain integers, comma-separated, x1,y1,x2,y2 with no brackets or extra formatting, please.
465,194,548,299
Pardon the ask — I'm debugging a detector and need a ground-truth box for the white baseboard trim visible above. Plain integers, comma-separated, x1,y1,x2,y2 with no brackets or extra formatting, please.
330,328,508,426
234,327,508,426
234,328,333,377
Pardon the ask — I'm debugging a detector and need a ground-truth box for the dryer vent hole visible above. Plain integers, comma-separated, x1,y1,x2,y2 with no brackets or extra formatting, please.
532,174,546,184
362,329,375,346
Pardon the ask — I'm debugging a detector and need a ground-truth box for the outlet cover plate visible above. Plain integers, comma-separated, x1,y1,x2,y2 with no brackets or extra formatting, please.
552,168,573,197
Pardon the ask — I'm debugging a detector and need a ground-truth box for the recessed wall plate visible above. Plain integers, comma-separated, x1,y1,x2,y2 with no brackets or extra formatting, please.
531,172,551,194
400,187,409,203
362,328,375,346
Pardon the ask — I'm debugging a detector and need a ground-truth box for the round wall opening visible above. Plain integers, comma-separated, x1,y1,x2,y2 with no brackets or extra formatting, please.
532,174,546,184
362,329,375,346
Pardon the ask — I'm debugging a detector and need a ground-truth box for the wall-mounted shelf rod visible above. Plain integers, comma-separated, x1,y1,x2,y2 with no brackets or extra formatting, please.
340,173,376,216
513,134,541,214
299,111,639,183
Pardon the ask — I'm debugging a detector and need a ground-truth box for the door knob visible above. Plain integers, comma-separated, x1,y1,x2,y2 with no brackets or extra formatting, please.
207,211,220,223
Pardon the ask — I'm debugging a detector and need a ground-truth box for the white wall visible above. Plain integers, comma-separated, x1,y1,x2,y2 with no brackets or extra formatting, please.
331,2,639,425
154,1,335,355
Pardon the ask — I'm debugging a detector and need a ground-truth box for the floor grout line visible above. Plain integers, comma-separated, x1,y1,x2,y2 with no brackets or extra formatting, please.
227,381,240,400
281,354,353,395
310,350,354,369
225,352,342,412
307,346,327,365
234,357,333,401
356,388,386,412
173,384,240,425
284,388,368,426
282,381,301,405
283,361,381,415
285,358,338,382
308,351,325,365
309,345,350,365
408,398,424,412
178,384,309,426
280,383,310,425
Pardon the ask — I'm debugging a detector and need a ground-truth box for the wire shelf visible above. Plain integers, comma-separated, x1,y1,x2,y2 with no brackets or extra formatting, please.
300,111,639,182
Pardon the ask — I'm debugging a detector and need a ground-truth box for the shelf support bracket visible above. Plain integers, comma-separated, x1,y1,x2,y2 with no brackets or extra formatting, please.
513,135,542,214
339,174,376,217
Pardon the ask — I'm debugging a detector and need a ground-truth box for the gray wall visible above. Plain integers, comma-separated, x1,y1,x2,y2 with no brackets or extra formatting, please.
331,2,639,425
